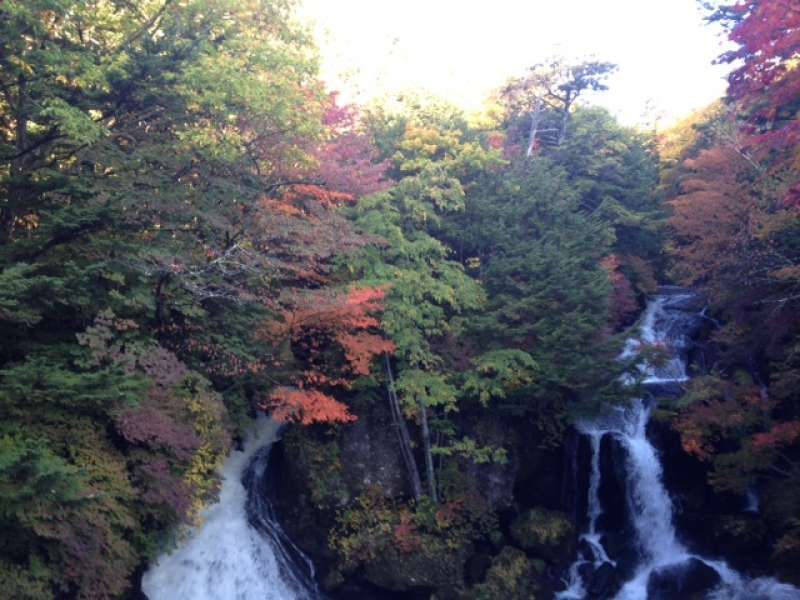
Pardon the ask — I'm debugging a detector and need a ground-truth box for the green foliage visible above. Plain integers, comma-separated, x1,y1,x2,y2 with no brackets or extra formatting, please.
0,434,81,521
431,437,508,465
463,350,538,406
0,0,324,594
395,369,458,413
0,556,53,600
449,157,623,423
0,0,672,592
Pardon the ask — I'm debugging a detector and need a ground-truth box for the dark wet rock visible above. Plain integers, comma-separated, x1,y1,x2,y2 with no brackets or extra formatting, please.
599,532,638,580
269,434,338,561
577,538,595,561
597,434,630,533
587,561,621,599
645,413,758,567
566,431,594,533
362,540,469,594
339,402,408,498
578,561,594,581
463,419,519,511
646,557,722,600
465,552,493,586
709,515,768,569
332,579,428,600
272,401,409,561
643,380,689,397
515,434,568,512
322,568,345,591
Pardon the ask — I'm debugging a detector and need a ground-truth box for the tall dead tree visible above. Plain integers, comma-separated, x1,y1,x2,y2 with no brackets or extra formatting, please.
501,58,617,156
385,356,423,500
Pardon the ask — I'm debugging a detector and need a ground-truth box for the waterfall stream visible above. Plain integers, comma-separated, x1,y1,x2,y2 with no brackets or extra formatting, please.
141,417,321,600
138,290,799,600
558,289,800,600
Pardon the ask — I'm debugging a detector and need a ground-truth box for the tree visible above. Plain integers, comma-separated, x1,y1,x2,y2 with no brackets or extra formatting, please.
499,58,617,155
712,0,800,154
449,156,622,430
662,8,800,576
259,287,395,425
346,102,510,502
550,106,664,297
0,0,386,594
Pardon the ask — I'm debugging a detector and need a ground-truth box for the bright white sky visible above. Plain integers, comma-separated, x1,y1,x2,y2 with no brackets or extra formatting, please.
298,0,732,128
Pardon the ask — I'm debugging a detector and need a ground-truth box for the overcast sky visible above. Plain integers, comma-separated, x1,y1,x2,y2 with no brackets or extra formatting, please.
298,0,732,127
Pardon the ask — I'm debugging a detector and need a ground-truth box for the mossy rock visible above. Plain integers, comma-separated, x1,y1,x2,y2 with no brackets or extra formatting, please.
321,568,345,591
510,507,575,565
282,426,350,510
762,479,800,584
362,535,470,593
469,546,545,600
712,515,767,550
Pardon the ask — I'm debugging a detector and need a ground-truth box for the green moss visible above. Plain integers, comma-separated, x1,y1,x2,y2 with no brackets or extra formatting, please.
762,479,800,583
283,427,349,509
509,507,575,565
330,491,497,593
0,557,53,600
469,546,545,600
364,537,469,592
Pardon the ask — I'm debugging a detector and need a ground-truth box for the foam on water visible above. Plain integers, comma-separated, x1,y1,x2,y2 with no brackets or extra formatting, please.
559,291,800,600
141,416,319,600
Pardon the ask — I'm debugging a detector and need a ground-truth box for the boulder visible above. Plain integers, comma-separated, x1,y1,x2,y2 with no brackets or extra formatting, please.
339,402,409,498
596,434,630,533
577,538,596,561
587,561,621,599
362,537,469,594
599,532,638,580
465,552,493,586
646,557,721,600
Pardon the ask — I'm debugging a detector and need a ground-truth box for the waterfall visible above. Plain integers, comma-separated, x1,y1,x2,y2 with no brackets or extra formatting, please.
558,289,800,600
141,416,321,600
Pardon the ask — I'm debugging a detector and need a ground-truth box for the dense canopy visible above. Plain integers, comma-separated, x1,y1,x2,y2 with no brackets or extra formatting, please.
1,0,799,598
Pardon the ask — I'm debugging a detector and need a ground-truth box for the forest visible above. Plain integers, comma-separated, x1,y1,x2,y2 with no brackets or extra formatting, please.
0,1,798,599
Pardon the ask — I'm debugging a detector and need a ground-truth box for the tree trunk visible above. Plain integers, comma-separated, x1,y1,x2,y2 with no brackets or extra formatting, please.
2,76,28,243
526,98,543,157
417,395,438,503
385,356,423,500
558,92,574,146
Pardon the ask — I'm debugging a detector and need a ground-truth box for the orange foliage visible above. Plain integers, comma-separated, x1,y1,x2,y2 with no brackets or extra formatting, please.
600,255,638,328
674,382,766,460
752,421,800,449
264,388,356,425
283,184,355,208
259,196,304,216
260,286,394,424
277,287,389,335
335,332,396,376
668,145,763,292
393,509,422,553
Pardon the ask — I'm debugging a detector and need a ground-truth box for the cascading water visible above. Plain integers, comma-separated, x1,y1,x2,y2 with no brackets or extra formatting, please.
558,288,800,600
141,416,322,600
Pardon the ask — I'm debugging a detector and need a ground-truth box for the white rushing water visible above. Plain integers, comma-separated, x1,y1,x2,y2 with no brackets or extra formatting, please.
142,416,319,600
559,290,800,600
